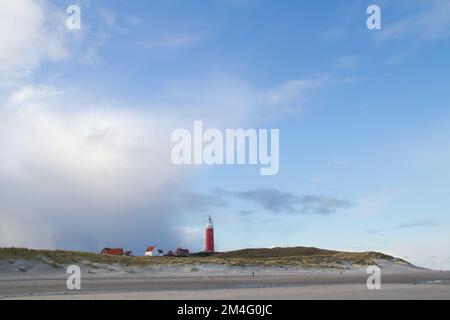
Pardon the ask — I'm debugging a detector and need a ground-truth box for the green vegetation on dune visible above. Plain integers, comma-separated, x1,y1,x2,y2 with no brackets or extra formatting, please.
0,247,411,269
215,246,339,259
0,247,184,267
213,247,409,267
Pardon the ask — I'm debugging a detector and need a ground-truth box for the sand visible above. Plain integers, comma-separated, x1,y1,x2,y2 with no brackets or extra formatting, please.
8,284,450,300
1,260,449,300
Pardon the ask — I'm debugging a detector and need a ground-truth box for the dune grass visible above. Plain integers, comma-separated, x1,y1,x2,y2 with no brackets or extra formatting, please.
0,247,410,269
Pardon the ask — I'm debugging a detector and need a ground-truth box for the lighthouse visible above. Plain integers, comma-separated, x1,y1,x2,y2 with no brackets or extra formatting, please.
205,215,214,252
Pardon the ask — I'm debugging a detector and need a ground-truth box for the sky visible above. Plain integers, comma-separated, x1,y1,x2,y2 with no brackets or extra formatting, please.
0,0,449,270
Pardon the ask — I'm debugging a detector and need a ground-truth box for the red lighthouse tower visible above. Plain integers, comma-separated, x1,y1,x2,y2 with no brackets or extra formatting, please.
205,215,214,252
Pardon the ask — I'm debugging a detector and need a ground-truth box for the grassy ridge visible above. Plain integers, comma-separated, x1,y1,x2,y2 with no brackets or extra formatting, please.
0,247,410,268
215,247,338,258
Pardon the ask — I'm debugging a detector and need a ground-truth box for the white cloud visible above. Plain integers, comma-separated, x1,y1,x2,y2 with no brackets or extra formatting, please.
378,0,450,41
0,69,324,251
7,85,63,105
158,74,325,127
0,0,325,252
0,90,186,250
0,0,69,85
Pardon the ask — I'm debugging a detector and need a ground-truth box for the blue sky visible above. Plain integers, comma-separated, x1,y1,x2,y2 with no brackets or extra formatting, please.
0,0,450,269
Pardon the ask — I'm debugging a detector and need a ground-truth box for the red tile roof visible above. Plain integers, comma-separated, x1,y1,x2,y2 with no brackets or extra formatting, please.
146,246,155,252
101,248,124,255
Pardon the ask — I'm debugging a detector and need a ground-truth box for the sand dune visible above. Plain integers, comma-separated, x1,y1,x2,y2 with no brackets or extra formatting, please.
1,247,449,300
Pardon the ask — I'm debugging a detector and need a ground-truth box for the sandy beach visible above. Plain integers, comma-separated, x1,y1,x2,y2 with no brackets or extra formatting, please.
1,261,449,300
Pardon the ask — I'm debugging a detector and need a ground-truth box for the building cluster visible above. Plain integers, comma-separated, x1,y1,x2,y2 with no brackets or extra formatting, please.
100,216,215,257
101,248,134,256
144,246,189,257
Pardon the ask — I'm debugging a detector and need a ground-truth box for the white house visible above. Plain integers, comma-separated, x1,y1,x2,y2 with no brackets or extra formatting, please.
145,246,162,256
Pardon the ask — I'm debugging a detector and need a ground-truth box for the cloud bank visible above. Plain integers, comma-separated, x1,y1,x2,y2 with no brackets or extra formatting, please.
0,87,190,252
0,0,335,254
181,188,353,216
